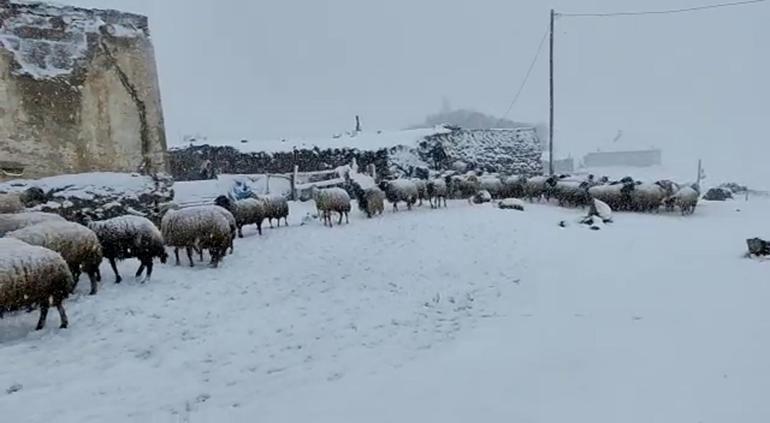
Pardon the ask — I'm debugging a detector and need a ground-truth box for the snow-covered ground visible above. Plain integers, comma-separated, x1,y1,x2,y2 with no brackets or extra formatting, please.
2,196,769,422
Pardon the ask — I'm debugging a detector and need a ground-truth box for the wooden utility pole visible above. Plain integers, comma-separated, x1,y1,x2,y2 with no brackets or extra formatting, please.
549,9,555,175
696,159,703,189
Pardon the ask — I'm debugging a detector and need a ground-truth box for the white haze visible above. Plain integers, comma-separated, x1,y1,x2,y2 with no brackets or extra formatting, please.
52,0,769,185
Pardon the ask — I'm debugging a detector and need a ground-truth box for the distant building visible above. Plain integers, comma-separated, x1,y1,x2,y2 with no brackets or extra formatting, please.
583,149,662,168
0,2,167,180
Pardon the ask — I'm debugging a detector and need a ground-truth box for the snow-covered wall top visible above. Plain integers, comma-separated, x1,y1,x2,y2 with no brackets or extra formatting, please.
0,1,147,79
170,127,453,154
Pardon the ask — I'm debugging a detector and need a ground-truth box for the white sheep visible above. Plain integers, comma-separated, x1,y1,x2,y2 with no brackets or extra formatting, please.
479,176,503,199
358,187,385,218
631,182,667,213
162,206,232,267
0,188,46,213
214,196,266,237
0,212,66,236
427,178,448,208
312,187,351,227
89,215,167,283
552,180,591,208
501,175,526,198
6,221,103,295
206,205,236,254
379,179,419,211
412,179,428,206
588,182,634,211
450,174,480,199
0,192,24,213
0,238,73,330
523,176,554,202
260,195,290,228
671,186,699,215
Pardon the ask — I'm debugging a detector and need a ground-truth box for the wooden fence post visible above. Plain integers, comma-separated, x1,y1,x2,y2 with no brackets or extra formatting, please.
291,165,299,201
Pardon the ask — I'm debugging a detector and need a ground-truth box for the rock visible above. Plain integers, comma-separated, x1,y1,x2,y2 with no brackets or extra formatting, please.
6,383,22,394
498,198,525,211
0,173,174,227
588,198,612,223
580,215,604,230
472,190,492,204
747,238,770,256
704,187,733,201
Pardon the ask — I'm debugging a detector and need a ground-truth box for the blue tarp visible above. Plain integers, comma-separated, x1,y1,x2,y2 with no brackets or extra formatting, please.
230,180,254,200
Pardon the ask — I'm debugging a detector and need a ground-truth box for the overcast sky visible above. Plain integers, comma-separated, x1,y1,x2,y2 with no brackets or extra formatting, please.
51,0,769,179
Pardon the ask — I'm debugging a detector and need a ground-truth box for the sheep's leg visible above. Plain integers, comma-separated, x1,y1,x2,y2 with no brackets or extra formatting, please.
95,267,101,282
35,303,49,331
109,258,122,284
338,211,343,225
69,264,80,293
55,299,68,329
407,202,413,211
393,203,398,212
269,218,274,228
345,211,349,224
135,262,146,278
198,247,204,262
174,248,180,265
143,260,154,283
237,225,244,238
186,247,194,267
87,271,98,295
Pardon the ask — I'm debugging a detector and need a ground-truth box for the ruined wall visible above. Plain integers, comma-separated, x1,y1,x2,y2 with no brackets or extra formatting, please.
0,2,166,179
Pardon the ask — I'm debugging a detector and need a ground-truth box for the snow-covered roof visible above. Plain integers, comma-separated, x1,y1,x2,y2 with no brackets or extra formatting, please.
169,126,453,154
0,1,148,79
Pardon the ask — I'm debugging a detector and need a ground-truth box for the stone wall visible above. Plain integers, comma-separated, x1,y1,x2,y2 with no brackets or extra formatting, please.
168,145,390,182
168,128,544,181
0,2,166,180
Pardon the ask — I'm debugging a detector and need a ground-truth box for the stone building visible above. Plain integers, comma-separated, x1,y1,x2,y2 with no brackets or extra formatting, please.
0,1,166,180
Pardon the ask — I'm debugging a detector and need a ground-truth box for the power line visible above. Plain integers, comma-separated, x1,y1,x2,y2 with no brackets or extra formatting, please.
500,28,549,121
559,0,767,17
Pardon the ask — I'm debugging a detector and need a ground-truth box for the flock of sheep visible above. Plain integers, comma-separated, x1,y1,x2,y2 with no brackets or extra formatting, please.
0,171,698,331
0,191,291,331
450,172,700,215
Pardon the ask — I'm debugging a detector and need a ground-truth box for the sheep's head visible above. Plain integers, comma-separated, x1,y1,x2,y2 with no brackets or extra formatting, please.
214,195,232,211
20,187,46,207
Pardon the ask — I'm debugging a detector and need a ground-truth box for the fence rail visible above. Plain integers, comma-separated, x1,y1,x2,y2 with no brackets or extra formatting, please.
175,162,362,208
